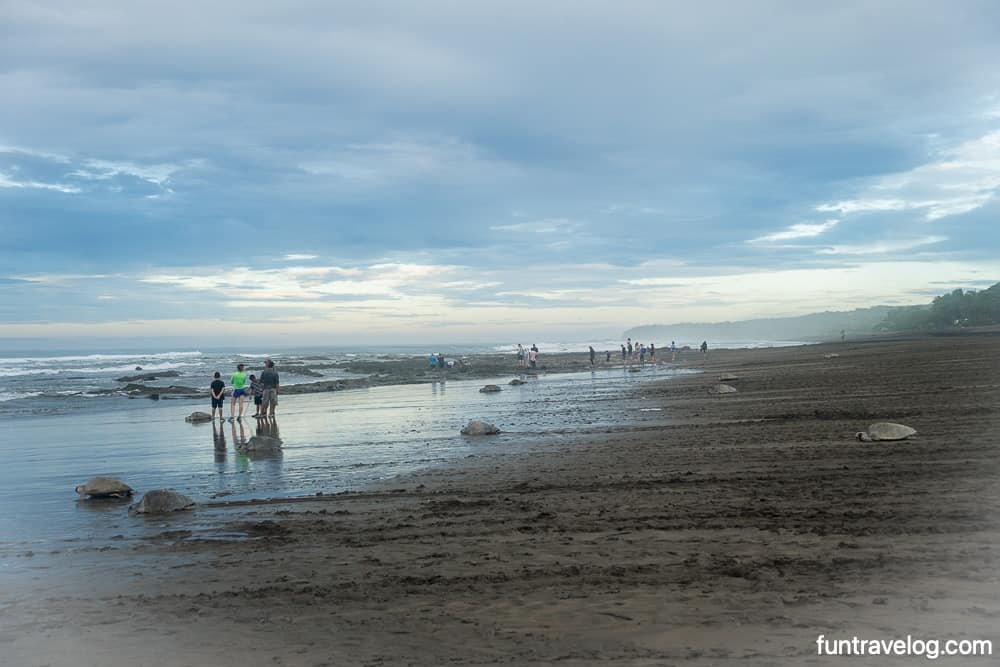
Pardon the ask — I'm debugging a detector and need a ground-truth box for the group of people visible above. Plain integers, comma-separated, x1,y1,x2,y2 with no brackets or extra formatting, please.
209,359,280,421
619,338,662,366
516,344,540,368
427,353,467,370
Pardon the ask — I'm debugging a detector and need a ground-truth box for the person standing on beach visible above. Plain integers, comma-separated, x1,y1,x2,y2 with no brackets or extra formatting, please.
639,344,646,366
621,344,626,362
671,340,677,362
249,373,263,418
529,344,538,368
627,340,633,364
229,363,248,421
649,343,656,363
260,359,280,418
606,350,611,363
700,341,708,357
209,371,226,421
517,344,525,368
589,346,596,366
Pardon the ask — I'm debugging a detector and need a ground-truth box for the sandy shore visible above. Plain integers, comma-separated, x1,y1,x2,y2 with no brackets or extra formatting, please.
3,334,999,666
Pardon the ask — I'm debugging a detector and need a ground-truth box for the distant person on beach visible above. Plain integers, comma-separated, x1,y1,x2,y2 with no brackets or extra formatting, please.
639,344,646,366
438,353,445,370
517,344,525,368
671,341,677,361
589,346,595,366
428,353,437,369
260,359,280,418
229,363,248,421
700,341,708,357
249,374,263,418
841,329,846,342
627,341,633,363
210,371,225,421
606,350,611,362
649,343,656,363
620,344,626,361
529,344,538,368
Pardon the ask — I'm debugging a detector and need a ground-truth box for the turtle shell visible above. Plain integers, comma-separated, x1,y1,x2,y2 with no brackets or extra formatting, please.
75,477,134,498
866,422,917,441
129,489,196,515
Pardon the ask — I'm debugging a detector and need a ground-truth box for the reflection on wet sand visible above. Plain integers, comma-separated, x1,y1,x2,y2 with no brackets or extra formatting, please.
213,421,227,462
238,417,283,460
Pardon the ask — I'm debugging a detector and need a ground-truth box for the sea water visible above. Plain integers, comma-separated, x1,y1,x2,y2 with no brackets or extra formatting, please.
0,362,701,591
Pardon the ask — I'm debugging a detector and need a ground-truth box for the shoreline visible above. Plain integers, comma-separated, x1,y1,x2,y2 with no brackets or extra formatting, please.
3,334,998,665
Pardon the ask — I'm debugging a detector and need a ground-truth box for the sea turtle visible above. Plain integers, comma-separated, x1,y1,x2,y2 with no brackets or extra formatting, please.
856,423,917,442
461,420,501,436
128,489,196,515
709,383,737,394
719,373,739,381
479,384,502,393
509,378,526,386
185,411,213,423
239,434,282,453
75,477,134,499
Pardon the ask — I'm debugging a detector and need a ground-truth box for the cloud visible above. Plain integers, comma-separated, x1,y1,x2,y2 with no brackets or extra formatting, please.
2,3,1000,340
489,218,580,234
0,171,81,193
816,235,948,255
817,130,1000,222
748,220,839,243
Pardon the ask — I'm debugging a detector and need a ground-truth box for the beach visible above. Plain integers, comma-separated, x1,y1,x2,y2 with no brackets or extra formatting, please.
2,334,999,666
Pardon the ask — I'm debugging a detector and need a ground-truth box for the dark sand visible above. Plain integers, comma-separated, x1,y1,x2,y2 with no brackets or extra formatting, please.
3,334,999,666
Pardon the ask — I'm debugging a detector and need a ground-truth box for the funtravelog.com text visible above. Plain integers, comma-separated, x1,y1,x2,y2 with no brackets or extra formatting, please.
817,634,993,660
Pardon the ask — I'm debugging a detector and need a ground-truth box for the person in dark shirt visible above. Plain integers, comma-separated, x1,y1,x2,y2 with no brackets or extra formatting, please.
249,374,263,418
259,360,280,418
209,371,226,421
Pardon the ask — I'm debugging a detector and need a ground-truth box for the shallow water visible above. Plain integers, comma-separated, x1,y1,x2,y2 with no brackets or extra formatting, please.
0,364,696,587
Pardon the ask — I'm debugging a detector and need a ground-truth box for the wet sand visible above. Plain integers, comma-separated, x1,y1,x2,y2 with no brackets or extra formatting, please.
2,334,999,666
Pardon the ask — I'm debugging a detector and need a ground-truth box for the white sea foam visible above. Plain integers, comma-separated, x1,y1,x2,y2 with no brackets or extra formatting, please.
0,351,203,364
0,391,42,402
0,361,198,378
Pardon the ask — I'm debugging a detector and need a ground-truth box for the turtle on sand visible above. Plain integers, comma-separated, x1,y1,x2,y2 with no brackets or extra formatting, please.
129,489,196,515
479,384,502,393
709,383,737,394
461,420,501,436
185,412,213,423
856,423,917,442
75,477,134,499
239,434,282,453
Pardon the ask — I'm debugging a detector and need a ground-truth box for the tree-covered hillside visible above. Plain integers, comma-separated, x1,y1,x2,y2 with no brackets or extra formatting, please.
878,282,1000,331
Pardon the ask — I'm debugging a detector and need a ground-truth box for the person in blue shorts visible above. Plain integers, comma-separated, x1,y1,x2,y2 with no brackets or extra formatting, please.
229,363,248,421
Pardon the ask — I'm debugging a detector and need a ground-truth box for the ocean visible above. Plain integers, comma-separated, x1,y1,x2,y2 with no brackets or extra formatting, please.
0,339,806,417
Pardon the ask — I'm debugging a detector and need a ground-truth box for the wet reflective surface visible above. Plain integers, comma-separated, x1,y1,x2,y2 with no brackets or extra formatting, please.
0,365,697,580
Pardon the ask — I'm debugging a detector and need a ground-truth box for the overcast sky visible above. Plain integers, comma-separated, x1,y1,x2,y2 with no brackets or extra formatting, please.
2,1,999,345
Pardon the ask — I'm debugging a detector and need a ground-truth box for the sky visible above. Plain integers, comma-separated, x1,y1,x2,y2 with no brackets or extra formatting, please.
2,0,1000,346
